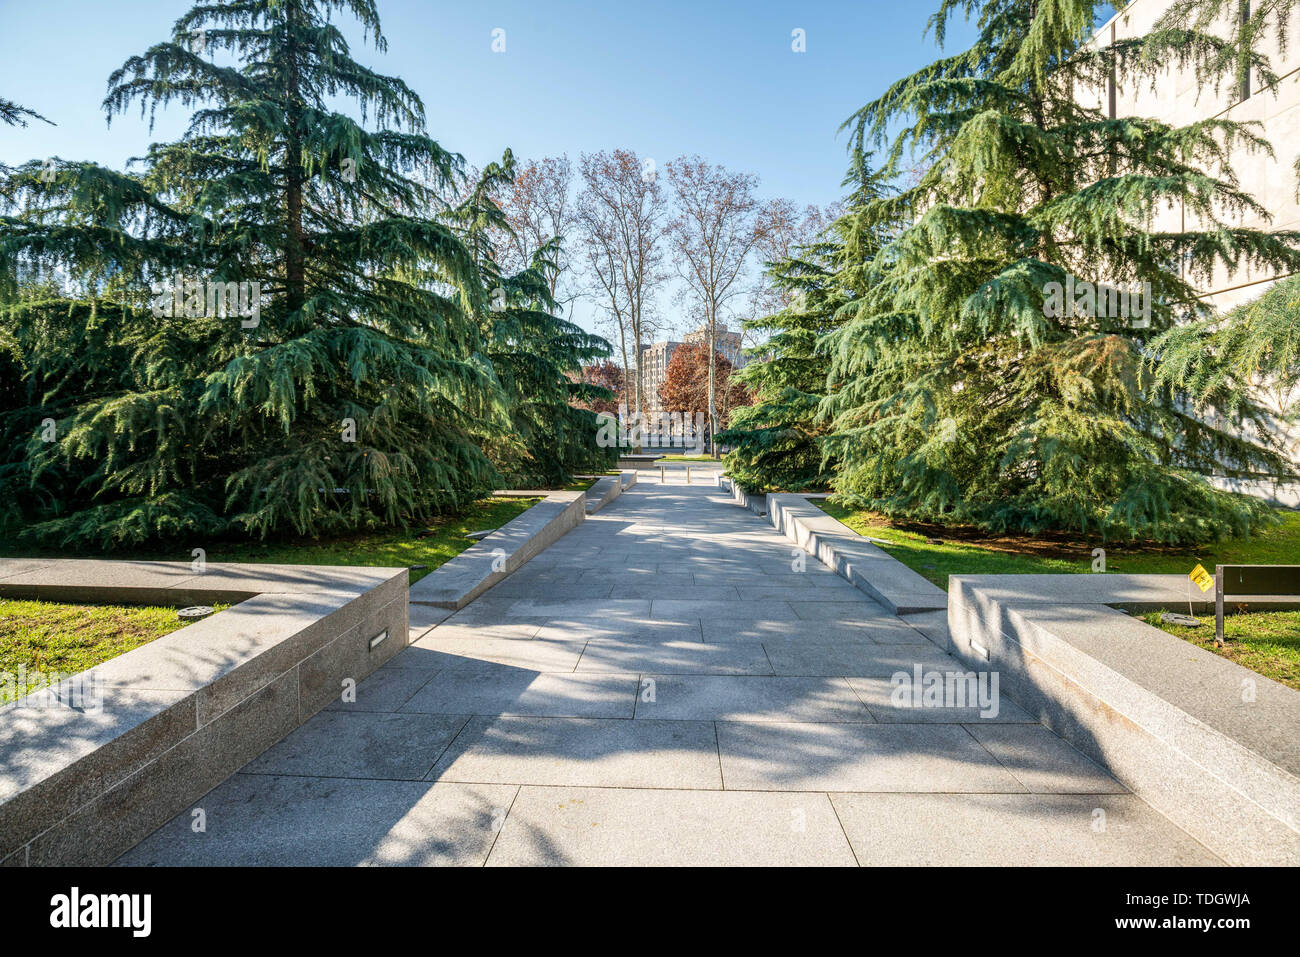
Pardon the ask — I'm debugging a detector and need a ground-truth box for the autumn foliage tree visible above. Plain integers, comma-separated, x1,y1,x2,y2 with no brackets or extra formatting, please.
571,360,625,414
659,343,751,431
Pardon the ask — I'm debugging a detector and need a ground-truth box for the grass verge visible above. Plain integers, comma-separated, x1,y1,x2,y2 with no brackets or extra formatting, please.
182,496,541,584
817,501,1300,590
0,496,541,586
1143,610,1300,691
0,599,227,702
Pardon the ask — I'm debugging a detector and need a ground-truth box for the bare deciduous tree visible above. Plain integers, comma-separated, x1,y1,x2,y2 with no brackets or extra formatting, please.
576,149,668,428
667,156,768,456
498,155,575,309
749,198,839,320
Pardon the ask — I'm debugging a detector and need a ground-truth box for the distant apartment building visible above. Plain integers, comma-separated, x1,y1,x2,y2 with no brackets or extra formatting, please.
637,339,678,416
637,324,748,417
683,324,748,371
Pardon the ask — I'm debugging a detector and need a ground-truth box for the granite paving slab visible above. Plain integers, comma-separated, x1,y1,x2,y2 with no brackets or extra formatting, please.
575,640,773,675
117,776,517,866
715,721,1027,792
845,676,1037,723
487,786,857,866
243,711,470,780
430,716,723,789
87,482,1223,866
324,666,439,713
635,675,873,723
759,641,961,677
963,724,1128,793
404,635,587,672
397,666,637,719
829,793,1221,866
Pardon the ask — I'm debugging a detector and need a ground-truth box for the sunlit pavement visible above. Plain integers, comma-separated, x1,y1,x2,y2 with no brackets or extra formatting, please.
119,482,1222,866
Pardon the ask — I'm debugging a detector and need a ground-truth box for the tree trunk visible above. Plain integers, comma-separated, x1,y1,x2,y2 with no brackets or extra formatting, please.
707,308,718,458
632,319,644,453
284,1,306,318
616,321,632,450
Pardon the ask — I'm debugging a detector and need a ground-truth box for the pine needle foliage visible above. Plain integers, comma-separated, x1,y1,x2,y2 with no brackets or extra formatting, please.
718,153,893,493
1,0,511,546
821,0,1300,544
1144,0,1300,198
446,155,617,487
0,98,50,128
1153,274,1300,423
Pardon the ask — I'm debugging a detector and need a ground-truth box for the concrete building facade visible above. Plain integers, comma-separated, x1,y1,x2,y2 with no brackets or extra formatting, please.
638,324,748,416
637,340,678,417
1084,1,1300,503
1085,0,1300,312
683,324,747,371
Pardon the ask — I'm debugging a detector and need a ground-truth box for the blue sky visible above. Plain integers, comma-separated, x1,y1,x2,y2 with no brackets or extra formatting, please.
1,0,981,334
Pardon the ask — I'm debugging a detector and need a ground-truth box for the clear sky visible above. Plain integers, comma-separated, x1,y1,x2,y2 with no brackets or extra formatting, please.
1,0,981,335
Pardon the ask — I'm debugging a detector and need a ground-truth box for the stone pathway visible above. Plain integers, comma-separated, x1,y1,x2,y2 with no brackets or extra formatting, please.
119,479,1222,865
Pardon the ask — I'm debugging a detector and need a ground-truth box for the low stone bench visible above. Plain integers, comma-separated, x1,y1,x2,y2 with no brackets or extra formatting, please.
718,476,767,516
949,574,1300,866
0,559,408,866
617,454,663,469
408,491,585,610
766,494,948,615
584,470,637,515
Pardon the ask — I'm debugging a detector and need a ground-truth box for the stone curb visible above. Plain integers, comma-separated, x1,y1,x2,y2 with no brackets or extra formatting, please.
408,491,586,610
757,491,948,615
584,470,637,515
949,574,1300,866
0,560,409,866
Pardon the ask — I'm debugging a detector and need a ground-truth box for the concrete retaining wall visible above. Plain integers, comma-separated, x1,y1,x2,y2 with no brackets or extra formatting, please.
765,494,948,616
718,476,767,516
584,470,637,514
949,574,1300,866
408,491,585,610
0,560,408,866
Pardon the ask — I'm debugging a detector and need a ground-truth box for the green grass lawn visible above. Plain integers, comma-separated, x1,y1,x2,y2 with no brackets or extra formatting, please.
1143,610,1300,691
0,495,549,702
817,501,1300,590
0,599,227,702
0,495,541,586
209,495,541,583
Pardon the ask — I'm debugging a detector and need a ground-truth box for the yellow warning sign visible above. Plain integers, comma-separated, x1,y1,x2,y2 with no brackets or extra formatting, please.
1188,564,1214,593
